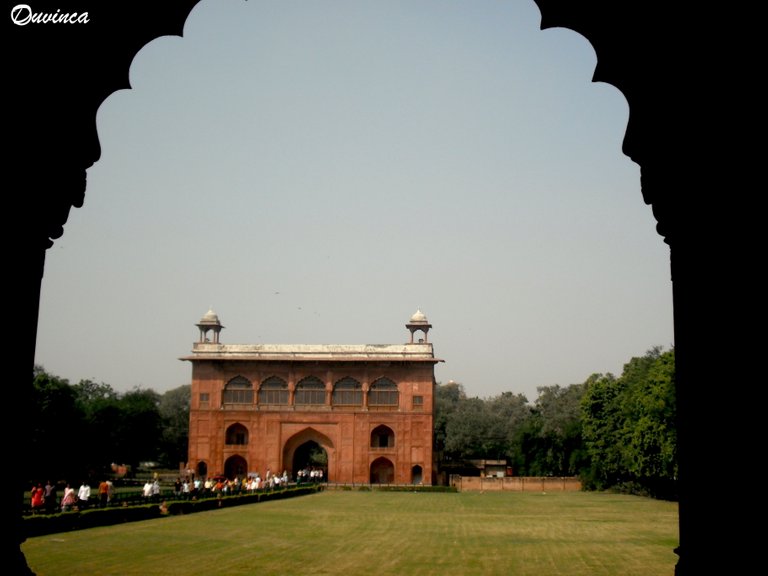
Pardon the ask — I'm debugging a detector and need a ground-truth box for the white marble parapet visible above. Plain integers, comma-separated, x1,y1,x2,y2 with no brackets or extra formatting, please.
182,342,442,363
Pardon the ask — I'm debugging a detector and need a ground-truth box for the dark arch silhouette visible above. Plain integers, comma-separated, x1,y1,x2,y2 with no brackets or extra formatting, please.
9,2,755,574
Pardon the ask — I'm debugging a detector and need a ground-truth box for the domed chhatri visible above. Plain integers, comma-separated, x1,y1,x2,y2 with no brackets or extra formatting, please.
409,309,428,323
406,308,432,344
196,308,224,343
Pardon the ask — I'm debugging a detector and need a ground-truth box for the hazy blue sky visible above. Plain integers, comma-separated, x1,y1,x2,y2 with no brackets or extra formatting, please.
35,0,673,401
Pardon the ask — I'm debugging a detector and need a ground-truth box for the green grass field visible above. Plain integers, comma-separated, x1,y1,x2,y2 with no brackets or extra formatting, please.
22,490,679,576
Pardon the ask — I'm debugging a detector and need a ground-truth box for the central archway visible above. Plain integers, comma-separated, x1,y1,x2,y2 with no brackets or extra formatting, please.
292,440,328,483
282,428,335,482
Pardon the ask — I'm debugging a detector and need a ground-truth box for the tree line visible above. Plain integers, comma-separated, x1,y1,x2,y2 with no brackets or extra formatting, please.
30,365,190,485
436,346,676,499
31,346,675,499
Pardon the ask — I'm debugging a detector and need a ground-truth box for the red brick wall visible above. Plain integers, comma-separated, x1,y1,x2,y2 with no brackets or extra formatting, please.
451,476,582,492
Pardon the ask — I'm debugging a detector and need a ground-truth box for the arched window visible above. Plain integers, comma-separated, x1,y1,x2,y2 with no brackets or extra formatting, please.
368,378,399,407
223,376,253,405
259,376,288,405
226,423,249,445
295,376,326,405
371,425,395,448
332,377,362,406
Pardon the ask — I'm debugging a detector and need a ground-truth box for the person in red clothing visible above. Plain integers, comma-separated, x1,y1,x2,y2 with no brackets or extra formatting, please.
30,483,45,513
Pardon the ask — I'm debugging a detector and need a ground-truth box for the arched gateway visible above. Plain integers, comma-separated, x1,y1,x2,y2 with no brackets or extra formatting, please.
183,310,442,485
283,428,333,481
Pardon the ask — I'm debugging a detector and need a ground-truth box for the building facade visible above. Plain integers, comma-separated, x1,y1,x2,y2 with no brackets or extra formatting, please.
183,310,442,485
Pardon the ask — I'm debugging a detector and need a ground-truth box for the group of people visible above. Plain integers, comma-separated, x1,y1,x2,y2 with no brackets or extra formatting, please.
165,466,326,501
167,470,290,500
29,479,114,514
142,478,162,500
296,467,325,484
30,467,326,513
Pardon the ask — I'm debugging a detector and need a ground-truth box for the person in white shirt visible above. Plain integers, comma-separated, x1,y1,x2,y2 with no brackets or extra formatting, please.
77,482,91,510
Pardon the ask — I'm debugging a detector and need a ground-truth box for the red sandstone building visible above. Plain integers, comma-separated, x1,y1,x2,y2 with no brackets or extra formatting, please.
183,309,442,485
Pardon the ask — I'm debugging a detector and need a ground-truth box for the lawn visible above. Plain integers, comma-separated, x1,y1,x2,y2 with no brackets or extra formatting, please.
22,490,679,576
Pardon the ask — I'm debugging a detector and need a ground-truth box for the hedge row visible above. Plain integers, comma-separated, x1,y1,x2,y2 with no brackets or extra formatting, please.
24,485,322,538
332,484,457,493
373,485,457,493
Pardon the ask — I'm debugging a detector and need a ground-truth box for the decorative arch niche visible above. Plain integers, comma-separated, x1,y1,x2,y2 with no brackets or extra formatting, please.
224,454,248,480
370,457,395,484
371,425,395,449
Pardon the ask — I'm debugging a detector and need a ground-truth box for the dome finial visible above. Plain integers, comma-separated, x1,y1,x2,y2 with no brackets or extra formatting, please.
410,309,427,323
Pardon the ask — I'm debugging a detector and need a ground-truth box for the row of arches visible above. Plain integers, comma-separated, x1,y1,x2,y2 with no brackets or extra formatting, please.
195,425,426,484
222,375,399,407
196,453,423,485
226,423,396,449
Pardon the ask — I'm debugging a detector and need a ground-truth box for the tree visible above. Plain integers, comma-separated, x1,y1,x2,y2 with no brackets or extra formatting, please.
434,381,464,437
29,369,183,483
444,396,502,459
72,378,120,478
581,347,677,498
157,385,191,468
512,384,586,476
112,388,163,471
433,381,465,456
580,372,624,489
622,348,677,498
30,366,83,482
72,378,118,407
486,391,531,472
